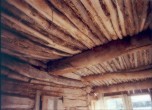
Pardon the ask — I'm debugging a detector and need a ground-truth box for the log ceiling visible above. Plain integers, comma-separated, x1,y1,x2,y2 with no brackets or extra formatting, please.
1,0,152,94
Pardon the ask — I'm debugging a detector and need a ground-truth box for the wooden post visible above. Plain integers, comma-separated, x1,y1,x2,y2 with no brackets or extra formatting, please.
34,90,41,110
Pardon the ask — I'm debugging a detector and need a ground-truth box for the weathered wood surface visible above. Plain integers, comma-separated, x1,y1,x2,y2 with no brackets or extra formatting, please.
93,79,152,94
1,0,150,60
1,30,65,60
48,31,152,75
82,69,152,85
1,79,88,109
1,95,34,109
1,79,87,98
1,0,151,90
1,55,84,87
3,0,85,52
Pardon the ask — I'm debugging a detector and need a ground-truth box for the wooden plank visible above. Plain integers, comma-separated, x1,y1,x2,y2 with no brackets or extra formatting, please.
48,30,152,75
93,79,152,94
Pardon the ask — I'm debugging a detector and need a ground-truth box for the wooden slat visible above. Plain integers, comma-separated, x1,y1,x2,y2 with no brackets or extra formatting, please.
48,30,152,75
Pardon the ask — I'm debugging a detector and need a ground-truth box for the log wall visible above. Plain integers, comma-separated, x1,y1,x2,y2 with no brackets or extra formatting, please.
1,78,89,110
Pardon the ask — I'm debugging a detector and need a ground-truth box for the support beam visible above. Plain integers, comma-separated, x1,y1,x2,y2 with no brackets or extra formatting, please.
93,79,152,94
82,68,152,83
47,30,152,75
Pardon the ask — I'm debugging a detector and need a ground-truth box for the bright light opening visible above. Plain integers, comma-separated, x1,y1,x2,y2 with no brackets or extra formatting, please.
131,94,152,110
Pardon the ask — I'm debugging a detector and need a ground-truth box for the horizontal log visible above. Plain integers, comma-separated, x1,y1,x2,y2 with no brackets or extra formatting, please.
1,55,84,87
82,69,152,83
48,30,152,75
1,30,63,60
93,79,152,94
1,95,34,109
63,99,87,107
1,79,87,100
1,67,30,82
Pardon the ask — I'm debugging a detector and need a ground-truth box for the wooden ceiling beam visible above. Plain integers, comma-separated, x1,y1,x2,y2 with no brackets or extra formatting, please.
47,30,152,75
82,68,152,83
1,56,84,87
93,79,152,94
